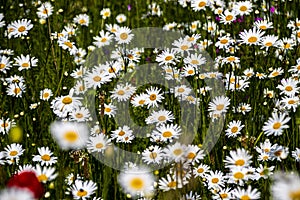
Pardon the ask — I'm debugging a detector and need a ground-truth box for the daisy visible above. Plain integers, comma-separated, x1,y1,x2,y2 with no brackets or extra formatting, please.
185,144,204,164
219,10,237,25
268,67,284,78
172,37,192,54
110,125,134,143
6,82,26,98
163,142,186,163
292,148,300,162
105,23,119,33
191,0,210,11
70,107,91,122
224,148,252,168
208,95,230,115
174,84,192,98
205,170,226,190
280,96,299,112
278,37,296,51
256,72,266,79
37,2,53,19
233,1,253,16
110,83,136,102
254,164,275,180
158,174,187,191
0,117,15,134
87,133,111,153
0,13,5,28
114,26,133,44
131,93,148,107
83,69,111,89
50,121,89,150
93,30,113,47
183,53,206,66
227,166,249,186
51,89,82,115
215,36,234,49
116,14,127,23
145,109,175,125
254,19,273,30
185,34,201,44
73,14,89,26
34,164,57,183
71,66,85,79
277,77,299,97
118,167,154,197
145,86,165,108
4,143,24,160
100,8,111,19
103,103,117,117
0,187,35,200
271,172,300,200
69,179,97,199
239,27,265,46
225,120,244,138
269,145,289,161
0,55,12,74
255,139,276,154
262,112,290,136
260,35,279,50
287,18,300,30
156,48,178,66
203,21,218,34
151,123,181,143
181,191,201,200
232,186,260,199
142,145,164,165
58,38,77,55
40,88,53,101
7,19,33,39
14,54,38,71
193,163,210,178
32,146,57,166
288,58,300,74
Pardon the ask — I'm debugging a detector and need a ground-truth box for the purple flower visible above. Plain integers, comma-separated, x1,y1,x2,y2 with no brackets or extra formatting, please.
270,6,275,13
127,4,132,11
255,17,263,21
215,16,220,21
146,57,151,62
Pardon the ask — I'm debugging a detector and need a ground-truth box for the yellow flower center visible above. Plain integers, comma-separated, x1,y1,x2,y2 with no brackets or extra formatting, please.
165,55,173,61
216,104,224,111
225,15,233,21
265,42,273,46
38,174,48,182
138,99,145,105
41,154,51,161
284,43,291,49
129,177,144,190
181,45,189,50
96,142,104,149
235,159,245,166
93,76,101,82
220,193,228,198
198,2,206,7
0,63,5,69
117,90,125,95
187,152,196,159
289,189,300,200
64,131,78,142
43,93,50,98
285,86,293,91
220,39,228,44
157,116,166,122
288,100,296,104
273,122,281,129
120,33,128,40
248,36,258,43
197,168,204,173
77,189,88,197
191,60,199,65
177,88,185,93
173,149,182,156
64,41,73,48
231,126,238,133
149,152,157,159
260,25,267,30
227,56,235,62
187,69,194,74
167,181,177,188
211,178,219,183
162,131,173,138
240,6,247,12
18,26,26,32
101,38,107,42
240,195,250,200
118,130,125,136
14,88,21,94
233,172,244,179
79,19,86,24
62,96,72,104
149,94,157,101
22,63,29,68
1,122,8,127
105,107,111,112
272,71,279,77
9,150,18,156
75,113,83,118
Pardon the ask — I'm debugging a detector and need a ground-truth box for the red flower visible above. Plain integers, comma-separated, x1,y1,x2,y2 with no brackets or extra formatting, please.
6,171,44,199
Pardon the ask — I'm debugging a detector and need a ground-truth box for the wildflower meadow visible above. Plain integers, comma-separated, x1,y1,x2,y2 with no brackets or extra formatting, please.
0,0,300,199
